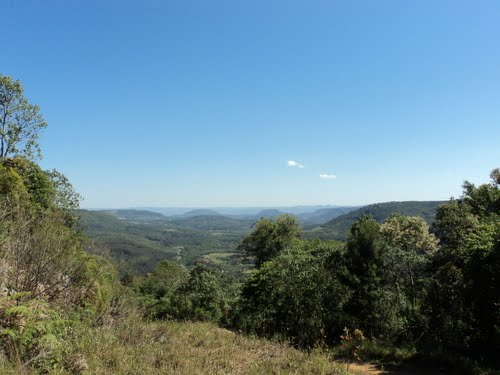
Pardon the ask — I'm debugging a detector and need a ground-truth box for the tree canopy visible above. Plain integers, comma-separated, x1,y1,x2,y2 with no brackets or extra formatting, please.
237,214,301,267
0,75,47,159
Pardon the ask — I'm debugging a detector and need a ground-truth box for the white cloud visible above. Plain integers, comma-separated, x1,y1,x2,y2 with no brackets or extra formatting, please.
319,173,336,180
287,160,304,168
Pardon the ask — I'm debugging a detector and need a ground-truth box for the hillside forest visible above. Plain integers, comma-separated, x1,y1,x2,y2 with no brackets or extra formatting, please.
0,75,499,374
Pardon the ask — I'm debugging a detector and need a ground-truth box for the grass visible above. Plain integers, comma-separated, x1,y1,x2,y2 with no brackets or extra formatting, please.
6,315,360,375
203,252,236,265
69,318,357,375
1,314,360,374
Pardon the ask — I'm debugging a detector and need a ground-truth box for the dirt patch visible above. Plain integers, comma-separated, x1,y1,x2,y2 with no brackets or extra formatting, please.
340,362,444,375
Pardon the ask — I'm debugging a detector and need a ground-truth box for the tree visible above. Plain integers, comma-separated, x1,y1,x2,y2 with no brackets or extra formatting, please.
175,266,228,322
139,260,188,300
424,169,500,355
380,215,438,313
0,75,47,159
344,216,392,338
237,214,301,267
490,168,500,186
239,240,348,347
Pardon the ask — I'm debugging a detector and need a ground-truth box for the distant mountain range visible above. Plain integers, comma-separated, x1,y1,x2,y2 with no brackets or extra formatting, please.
104,205,360,225
128,205,356,218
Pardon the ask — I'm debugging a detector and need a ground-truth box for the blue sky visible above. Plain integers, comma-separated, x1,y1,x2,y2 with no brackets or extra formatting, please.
2,0,499,208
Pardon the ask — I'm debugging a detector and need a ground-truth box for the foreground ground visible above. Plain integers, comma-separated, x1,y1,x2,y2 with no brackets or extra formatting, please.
0,319,359,375
0,318,479,375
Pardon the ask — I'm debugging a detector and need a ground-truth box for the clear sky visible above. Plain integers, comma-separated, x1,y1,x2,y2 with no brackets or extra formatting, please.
2,0,499,208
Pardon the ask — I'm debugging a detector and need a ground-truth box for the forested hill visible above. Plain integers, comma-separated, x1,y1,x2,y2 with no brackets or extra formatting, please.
305,201,446,240
78,209,252,274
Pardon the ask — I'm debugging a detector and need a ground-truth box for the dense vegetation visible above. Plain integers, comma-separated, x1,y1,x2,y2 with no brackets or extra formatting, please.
128,171,499,374
79,209,252,276
233,173,500,373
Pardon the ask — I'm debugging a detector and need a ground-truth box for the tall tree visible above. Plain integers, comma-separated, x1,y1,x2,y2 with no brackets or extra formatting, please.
0,75,47,159
344,215,389,338
380,214,438,312
425,168,500,354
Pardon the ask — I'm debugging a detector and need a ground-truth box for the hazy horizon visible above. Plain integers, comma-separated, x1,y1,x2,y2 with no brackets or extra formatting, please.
85,200,447,213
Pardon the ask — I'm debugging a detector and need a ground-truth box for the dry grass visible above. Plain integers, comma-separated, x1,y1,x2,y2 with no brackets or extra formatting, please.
0,313,362,374
67,318,355,375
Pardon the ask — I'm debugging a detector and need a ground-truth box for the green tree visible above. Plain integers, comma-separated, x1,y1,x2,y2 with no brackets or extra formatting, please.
175,266,227,322
239,240,348,347
344,216,392,338
425,168,500,356
433,199,478,261
0,157,81,227
237,214,301,267
139,260,189,319
0,75,47,159
381,215,438,313
139,260,188,300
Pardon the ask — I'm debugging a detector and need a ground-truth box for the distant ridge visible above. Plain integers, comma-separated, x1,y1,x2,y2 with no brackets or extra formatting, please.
297,206,360,225
101,209,169,222
182,209,222,217
306,201,446,241
255,209,285,218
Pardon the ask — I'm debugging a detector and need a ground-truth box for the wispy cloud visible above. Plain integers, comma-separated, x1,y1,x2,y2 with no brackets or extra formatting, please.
319,173,336,180
287,160,304,168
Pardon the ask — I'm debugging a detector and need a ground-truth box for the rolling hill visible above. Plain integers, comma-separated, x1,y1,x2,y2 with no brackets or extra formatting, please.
101,209,170,223
297,206,360,225
254,209,285,218
304,201,446,240
170,215,253,231
182,209,223,217
78,210,251,274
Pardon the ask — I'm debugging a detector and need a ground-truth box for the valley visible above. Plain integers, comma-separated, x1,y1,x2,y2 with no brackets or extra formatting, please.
80,200,445,275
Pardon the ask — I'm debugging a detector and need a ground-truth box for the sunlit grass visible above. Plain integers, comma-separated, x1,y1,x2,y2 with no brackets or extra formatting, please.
64,319,357,375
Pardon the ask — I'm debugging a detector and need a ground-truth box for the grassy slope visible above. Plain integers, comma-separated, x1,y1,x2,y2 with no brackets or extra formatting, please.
0,320,358,375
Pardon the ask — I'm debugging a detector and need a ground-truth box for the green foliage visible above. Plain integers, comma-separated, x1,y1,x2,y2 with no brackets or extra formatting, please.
238,214,301,267
344,216,392,338
0,163,25,194
0,293,69,372
0,75,47,160
0,129,118,373
139,261,233,324
140,260,189,300
239,240,348,347
174,266,228,322
381,215,438,320
0,157,54,211
433,199,479,256
423,169,500,364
